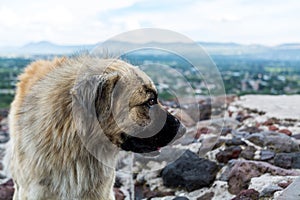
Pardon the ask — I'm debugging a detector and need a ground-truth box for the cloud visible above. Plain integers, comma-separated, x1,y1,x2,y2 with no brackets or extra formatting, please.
0,0,146,45
0,0,300,46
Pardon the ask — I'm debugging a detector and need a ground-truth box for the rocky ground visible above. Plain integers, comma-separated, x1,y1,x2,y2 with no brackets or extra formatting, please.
114,95,300,200
1,95,300,200
0,110,13,200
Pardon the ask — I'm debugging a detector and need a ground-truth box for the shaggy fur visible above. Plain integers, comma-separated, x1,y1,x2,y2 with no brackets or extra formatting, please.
8,56,184,199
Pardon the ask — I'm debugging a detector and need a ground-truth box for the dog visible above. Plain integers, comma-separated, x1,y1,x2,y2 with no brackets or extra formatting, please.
7,55,185,200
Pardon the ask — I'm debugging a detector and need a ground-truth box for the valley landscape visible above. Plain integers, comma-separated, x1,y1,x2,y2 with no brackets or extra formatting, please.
0,41,300,200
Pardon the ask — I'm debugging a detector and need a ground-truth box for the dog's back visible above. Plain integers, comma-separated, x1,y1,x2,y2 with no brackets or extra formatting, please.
12,58,66,112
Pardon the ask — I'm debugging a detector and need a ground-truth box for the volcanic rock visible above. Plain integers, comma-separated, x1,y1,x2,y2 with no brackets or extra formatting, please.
225,160,300,194
231,189,259,200
274,152,300,169
216,146,242,164
240,146,256,160
246,131,299,153
161,150,218,192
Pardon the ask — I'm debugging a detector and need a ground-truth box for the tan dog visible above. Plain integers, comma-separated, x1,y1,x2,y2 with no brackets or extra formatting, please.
7,56,185,199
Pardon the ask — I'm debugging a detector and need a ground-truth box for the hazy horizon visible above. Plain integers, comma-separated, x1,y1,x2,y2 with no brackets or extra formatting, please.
2,39,300,49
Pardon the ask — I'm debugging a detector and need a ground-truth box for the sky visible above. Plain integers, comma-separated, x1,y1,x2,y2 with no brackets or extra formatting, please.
0,0,300,47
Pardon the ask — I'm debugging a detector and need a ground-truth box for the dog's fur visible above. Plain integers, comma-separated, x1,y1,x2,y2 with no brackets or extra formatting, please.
8,56,184,199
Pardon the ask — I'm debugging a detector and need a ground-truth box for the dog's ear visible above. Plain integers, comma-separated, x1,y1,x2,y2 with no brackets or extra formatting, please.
94,72,120,121
71,72,120,134
71,73,120,165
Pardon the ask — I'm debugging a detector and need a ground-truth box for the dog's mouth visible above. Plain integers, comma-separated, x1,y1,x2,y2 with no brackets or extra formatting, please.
120,112,186,153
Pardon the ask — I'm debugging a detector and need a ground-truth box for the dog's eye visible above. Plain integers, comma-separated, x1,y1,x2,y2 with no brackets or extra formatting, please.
147,98,157,107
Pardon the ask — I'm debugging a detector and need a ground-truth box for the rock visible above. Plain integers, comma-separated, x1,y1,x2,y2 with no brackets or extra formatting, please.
197,127,212,135
134,181,174,199
113,188,125,200
259,150,275,161
274,152,300,169
181,102,211,122
199,103,212,121
274,153,293,169
135,167,169,192
239,126,262,134
235,114,243,122
196,192,214,200
207,181,235,199
197,118,240,130
263,118,280,126
221,127,232,136
0,110,8,118
212,138,225,150
240,146,256,160
216,146,242,163
0,179,14,200
235,111,249,122
278,180,293,189
228,110,233,117
292,134,300,140
226,160,300,194
180,181,234,200
246,134,264,146
249,174,298,196
231,130,251,139
235,95,300,119
260,185,283,198
236,115,254,123
172,197,189,200
114,176,123,188
217,160,236,181
225,95,238,104
278,129,292,136
0,174,6,180
134,147,185,171
151,196,175,200
276,177,300,200
231,189,259,200
0,132,9,144
198,135,220,156
161,150,219,192
225,138,247,146
194,127,214,140
269,125,279,131
246,131,299,153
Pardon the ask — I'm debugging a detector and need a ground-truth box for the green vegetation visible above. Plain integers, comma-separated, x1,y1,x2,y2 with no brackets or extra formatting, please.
0,94,14,108
0,54,299,108
0,57,31,108
212,55,300,95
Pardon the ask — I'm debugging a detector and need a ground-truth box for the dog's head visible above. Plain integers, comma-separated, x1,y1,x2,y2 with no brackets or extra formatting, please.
73,59,185,154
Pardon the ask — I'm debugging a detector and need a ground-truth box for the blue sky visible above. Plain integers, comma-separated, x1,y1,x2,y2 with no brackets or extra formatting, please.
1,0,300,46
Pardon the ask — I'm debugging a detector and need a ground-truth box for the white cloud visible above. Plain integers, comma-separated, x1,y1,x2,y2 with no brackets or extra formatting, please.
0,0,300,46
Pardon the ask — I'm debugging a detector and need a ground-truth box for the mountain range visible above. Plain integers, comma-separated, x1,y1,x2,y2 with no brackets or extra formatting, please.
1,41,300,61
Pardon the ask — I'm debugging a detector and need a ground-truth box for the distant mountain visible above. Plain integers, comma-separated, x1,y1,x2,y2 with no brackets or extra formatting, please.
197,42,269,55
0,41,95,56
0,41,300,61
276,43,300,49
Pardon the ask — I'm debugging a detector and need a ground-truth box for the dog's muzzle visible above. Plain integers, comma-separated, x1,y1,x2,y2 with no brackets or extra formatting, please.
120,111,186,153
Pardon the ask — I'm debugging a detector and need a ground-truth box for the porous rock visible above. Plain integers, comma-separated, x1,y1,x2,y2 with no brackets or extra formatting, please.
161,150,218,192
